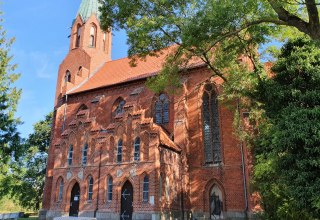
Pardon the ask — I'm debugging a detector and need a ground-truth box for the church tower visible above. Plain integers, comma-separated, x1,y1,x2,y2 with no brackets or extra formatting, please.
41,1,111,217
54,0,111,106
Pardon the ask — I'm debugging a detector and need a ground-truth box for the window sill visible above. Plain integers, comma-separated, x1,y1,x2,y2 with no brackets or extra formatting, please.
203,162,223,167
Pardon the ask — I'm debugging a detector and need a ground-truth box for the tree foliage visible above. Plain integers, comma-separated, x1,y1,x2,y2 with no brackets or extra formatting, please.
254,38,320,219
99,0,320,84
0,112,52,211
0,12,22,168
99,0,320,219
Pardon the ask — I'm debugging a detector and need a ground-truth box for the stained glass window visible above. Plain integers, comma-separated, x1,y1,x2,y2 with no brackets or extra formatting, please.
202,84,221,164
155,94,169,124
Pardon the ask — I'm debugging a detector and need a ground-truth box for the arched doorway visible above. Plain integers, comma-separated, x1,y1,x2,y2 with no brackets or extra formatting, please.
69,182,80,217
209,185,223,219
120,181,133,220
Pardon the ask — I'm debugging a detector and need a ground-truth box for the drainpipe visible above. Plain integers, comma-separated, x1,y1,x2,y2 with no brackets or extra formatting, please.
238,99,249,219
94,145,102,218
180,153,185,220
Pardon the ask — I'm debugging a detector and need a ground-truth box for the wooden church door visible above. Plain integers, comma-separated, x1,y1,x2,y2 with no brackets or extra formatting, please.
120,181,133,220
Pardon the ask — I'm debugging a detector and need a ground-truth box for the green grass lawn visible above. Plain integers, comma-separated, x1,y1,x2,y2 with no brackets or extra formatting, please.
0,196,37,217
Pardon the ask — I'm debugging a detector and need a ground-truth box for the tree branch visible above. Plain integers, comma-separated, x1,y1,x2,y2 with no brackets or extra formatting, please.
267,0,311,36
305,0,320,30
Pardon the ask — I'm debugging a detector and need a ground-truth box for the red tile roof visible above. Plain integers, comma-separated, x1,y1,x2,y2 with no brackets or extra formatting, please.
67,46,204,94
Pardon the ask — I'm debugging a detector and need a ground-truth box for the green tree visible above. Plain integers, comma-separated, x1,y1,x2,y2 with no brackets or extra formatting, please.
99,0,320,84
0,112,52,211
0,12,22,169
254,38,320,219
99,0,320,218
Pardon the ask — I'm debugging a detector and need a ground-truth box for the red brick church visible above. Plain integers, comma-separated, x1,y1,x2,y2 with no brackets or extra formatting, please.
40,0,256,219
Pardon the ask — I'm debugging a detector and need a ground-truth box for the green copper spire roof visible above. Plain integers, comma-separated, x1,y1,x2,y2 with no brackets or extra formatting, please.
77,0,101,22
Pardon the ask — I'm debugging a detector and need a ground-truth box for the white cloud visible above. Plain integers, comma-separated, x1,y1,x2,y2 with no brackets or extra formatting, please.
12,48,65,80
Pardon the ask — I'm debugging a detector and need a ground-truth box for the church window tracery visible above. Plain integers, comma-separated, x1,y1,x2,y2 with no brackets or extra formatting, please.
202,84,222,164
154,94,169,124
113,97,126,117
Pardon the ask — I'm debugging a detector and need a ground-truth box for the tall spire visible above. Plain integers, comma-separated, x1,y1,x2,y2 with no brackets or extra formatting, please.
77,0,101,22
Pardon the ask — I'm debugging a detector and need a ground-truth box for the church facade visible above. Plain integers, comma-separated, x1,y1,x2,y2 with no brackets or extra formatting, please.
40,0,256,219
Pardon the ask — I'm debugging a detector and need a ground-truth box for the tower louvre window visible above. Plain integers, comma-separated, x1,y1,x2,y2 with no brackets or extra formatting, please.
202,84,222,164
76,25,81,48
65,70,71,83
155,94,169,125
89,25,97,47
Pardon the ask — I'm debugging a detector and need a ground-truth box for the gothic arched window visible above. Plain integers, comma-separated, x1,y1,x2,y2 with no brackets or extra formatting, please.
155,94,169,124
76,24,81,48
68,145,73,166
133,137,140,161
65,70,71,83
117,139,123,163
113,97,126,117
210,185,223,219
82,143,88,166
89,25,97,47
107,176,113,201
88,176,94,201
202,84,222,164
143,175,149,202
57,177,64,201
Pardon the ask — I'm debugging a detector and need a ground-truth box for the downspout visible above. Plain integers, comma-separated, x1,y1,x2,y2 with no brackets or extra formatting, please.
238,99,249,219
180,153,185,220
94,145,102,218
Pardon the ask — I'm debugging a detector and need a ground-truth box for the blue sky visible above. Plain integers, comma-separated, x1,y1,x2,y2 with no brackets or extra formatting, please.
2,0,128,138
